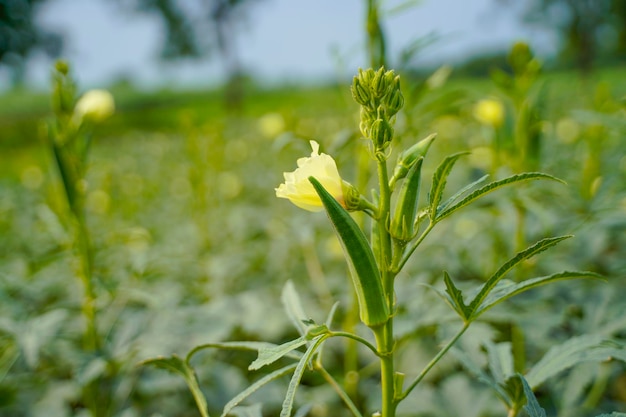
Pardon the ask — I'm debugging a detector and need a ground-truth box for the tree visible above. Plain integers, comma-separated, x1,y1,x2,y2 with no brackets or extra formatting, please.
122,0,261,107
500,0,624,73
0,0,62,86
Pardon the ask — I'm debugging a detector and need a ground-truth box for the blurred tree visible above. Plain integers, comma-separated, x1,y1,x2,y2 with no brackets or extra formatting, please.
0,0,62,86
123,0,261,108
500,0,625,74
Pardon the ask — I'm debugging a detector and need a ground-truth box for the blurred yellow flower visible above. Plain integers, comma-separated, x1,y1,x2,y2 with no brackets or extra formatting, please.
74,89,115,123
258,112,285,138
474,98,504,127
276,140,344,211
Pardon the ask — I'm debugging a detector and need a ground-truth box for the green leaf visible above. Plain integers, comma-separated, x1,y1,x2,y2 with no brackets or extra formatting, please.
280,335,328,417
141,355,210,417
526,335,626,389
428,152,469,221
187,341,303,364
467,235,572,318
443,271,470,321
437,174,489,214
221,364,297,417
249,337,308,371
485,341,514,385
594,413,626,417
227,404,263,417
309,177,389,327
472,271,605,319
436,172,564,222
519,374,547,417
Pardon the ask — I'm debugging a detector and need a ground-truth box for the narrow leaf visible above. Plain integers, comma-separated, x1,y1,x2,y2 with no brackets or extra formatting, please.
437,174,489,214
429,152,469,221
468,236,572,317
437,172,564,221
141,355,210,417
309,177,389,327
472,271,605,319
187,341,303,363
249,337,307,371
280,335,328,417
526,335,626,389
443,271,469,321
519,374,547,417
221,364,298,417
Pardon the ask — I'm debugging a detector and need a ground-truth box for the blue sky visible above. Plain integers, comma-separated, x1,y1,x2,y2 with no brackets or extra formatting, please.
16,0,556,89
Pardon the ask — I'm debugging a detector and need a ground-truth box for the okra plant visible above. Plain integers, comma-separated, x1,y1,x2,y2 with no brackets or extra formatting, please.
144,68,620,417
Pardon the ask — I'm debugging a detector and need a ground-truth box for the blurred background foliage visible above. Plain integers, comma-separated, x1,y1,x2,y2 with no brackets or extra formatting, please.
1,0,625,416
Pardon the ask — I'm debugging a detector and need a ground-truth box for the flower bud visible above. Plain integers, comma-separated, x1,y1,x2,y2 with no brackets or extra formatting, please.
370,118,393,149
390,133,436,188
385,88,404,117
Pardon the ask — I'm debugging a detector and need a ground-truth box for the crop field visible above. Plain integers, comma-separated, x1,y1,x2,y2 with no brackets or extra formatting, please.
0,61,625,417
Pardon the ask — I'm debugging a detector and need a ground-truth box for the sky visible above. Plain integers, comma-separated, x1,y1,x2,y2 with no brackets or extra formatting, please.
11,0,556,89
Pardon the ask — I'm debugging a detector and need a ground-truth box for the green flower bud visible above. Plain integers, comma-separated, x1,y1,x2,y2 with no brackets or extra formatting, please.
389,157,424,242
370,118,393,149
385,88,404,117
352,77,370,107
342,180,362,212
389,133,436,189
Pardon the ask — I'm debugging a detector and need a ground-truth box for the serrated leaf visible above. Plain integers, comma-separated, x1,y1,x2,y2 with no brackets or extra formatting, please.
280,335,327,417
429,152,469,221
221,364,297,417
467,235,572,318
141,355,210,417
281,280,311,337
249,337,307,371
519,374,547,417
436,172,564,221
443,271,470,321
437,174,489,214
472,271,605,319
309,177,389,327
526,335,626,389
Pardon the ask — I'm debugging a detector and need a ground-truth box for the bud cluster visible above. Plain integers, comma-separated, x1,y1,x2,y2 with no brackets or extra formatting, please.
351,67,404,154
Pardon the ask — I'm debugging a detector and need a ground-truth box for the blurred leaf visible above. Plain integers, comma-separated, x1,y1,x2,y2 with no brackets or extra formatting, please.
429,152,469,222
281,280,311,337
280,335,327,417
468,235,572,318
221,365,296,417
17,309,68,368
485,341,514,384
472,271,605,319
519,374,547,417
436,172,564,222
226,403,263,417
594,414,626,417
249,337,307,371
526,335,626,389
310,177,389,327
141,355,210,417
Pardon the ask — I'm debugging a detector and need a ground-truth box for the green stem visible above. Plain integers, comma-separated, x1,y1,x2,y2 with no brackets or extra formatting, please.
398,323,469,401
366,0,386,68
394,223,435,273
330,331,380,357
374,156,396,417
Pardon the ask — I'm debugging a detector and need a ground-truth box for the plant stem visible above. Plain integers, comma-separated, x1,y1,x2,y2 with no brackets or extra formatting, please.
398,323,469,401
373,156,396,417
